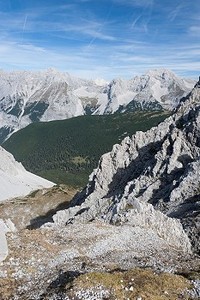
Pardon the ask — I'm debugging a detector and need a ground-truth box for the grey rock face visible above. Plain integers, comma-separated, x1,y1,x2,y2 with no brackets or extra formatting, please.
0,219,16,262
51,84,200,254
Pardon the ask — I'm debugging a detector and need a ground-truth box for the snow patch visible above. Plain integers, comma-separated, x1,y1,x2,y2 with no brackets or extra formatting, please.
0,147,54,202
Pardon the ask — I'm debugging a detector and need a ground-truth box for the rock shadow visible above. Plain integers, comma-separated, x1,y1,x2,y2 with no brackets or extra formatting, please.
26,192,80,229
103,124,177,201
39,270,81,299
168,194,200,219
104,139,164,200
149,152,195,210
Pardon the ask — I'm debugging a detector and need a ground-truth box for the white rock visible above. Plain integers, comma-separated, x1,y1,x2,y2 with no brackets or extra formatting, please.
0,220,8,262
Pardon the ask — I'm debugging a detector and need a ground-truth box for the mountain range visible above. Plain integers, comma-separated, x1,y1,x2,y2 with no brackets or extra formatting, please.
0,68,194,143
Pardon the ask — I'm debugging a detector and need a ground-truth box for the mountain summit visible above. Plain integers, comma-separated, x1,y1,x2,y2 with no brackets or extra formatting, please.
0,68,194,143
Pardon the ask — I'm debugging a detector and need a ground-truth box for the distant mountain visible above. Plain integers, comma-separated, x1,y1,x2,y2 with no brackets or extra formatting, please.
50,80,200,254
0,146,54,202
0,68,194,143
3,111,170,187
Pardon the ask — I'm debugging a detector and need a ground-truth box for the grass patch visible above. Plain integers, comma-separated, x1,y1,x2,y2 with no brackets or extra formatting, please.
73,268,191,300
71,156,87,165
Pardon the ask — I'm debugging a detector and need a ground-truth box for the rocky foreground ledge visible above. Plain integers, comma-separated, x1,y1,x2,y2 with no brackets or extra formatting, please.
0,222,200,300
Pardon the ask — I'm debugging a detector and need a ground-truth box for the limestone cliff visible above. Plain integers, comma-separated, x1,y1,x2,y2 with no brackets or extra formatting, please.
51,83,200,254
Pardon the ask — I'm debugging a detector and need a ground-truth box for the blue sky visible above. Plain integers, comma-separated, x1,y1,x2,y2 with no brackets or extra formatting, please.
0,0,199,79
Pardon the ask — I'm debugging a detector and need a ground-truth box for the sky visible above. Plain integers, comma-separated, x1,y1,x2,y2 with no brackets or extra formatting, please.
0,0,199,80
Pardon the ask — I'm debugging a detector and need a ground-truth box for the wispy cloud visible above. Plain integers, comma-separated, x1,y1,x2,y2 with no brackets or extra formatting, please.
113,0,154,8
0,0,199,79
130,15,142,29
1,35,199,80
0,5,116,44
62,21,116,42
168,5,182,21
0,40,88,71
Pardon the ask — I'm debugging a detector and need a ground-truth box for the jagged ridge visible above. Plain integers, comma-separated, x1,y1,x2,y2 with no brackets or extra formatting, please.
51,82,200,254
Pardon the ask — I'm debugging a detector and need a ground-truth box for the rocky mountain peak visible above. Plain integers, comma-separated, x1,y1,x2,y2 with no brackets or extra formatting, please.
51,82,200,254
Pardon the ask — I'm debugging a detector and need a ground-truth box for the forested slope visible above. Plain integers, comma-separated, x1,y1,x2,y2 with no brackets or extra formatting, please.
3,111,169,187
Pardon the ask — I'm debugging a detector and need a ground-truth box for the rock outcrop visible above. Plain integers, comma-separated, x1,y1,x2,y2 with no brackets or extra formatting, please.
0,219,16,262
51,82,200,254
0,220,8,262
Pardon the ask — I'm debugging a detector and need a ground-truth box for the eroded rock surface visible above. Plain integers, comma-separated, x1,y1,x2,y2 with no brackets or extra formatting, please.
0,223,199,300
52,84,200,254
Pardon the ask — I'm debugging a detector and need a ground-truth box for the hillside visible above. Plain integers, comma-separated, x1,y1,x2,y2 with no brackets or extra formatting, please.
3,111,169,187
0,68,194,143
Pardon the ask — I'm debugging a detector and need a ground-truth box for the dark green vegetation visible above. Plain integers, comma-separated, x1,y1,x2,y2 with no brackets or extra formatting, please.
3,111,170,188
0,126,14,144
23,101,49,122
116,99,163,113
8,98,24,117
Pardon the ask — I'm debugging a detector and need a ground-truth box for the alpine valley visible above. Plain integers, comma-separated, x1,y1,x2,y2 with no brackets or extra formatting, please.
0,68,194,143
0,70,199,300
